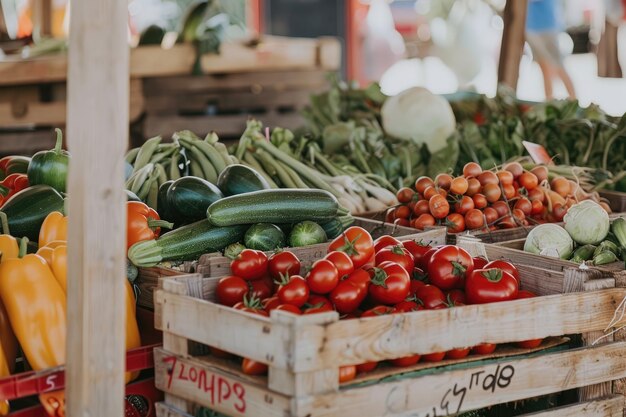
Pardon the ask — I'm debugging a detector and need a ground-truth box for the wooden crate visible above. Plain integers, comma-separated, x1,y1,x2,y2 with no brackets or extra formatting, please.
152,243,626,417
135,223,445,310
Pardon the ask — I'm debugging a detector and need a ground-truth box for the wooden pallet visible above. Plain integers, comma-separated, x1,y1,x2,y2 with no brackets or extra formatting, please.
136,221,446,310
153,242,626,416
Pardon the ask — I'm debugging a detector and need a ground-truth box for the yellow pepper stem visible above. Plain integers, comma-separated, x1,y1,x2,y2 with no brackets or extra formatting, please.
0,212,9,236
18,238,28,259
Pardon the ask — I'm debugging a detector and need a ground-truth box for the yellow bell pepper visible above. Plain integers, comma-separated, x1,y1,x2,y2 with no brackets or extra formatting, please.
42,240,66,249
0,239,66,370
125,279,141,383
38,211,67,249
0,213,18,261
0,301,17,416
36,246,54,266
50,245,67,293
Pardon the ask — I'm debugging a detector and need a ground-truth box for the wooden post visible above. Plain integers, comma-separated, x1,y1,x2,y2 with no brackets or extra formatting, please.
32,0,53,38
497,0,528,90
597,19,622,78
65,0,128,415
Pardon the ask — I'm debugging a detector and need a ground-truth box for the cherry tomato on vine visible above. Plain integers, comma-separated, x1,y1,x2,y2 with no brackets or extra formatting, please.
415,176,435,194
450,177,469,195
394,206,411,220
519,172,539,190
429,195,450,219
466,178,481,196
472,194,487,210
413,200,430,217
454,196,475,215
465,209,486,230
413,213,436,230
445,213,465,234
435,173,453,190
396,187,416,203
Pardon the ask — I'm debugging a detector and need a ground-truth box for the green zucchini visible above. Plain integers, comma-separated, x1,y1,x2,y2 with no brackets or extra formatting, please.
167,176,223,225
244,223,285,251
128,219,247,267
156,180,174,221
319,216,355,239
207,189,343,227
217,164,270,196
1,185,64,240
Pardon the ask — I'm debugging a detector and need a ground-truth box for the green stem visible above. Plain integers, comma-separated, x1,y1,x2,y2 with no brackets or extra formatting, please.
18,237,28,258
147,218,174,230
54,128,63,154
0,212,9,235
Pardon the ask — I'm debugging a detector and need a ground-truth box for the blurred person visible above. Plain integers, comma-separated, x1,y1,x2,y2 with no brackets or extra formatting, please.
525,0,576,99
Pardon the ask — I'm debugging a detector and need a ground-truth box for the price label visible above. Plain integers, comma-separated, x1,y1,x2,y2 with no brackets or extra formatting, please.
39,390,65,417
523,141,554,165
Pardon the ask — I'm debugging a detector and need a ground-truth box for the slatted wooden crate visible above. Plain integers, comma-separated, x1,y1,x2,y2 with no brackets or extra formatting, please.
136,219,443,310
152,240,626,417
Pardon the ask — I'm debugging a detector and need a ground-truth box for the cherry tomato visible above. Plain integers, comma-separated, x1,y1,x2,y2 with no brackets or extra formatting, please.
552,204,568,221
435,173,453,190
324,251,354,278
503,162,523,178
531,199,544,215
360,305,397,317
531,166,548,183
483,183,502,203
274,304,301,315
385,209,395,223
477,171,498,186
422,352,446,362
445,289,466,305
231,249,268,281
413,200,430,216
418,246,443,270
472,257,488,270
483,260,519,281
306,259,339,294
413,213,436,230
368,263,411,305
498,215,518,229
262,296,281,312
339,365,357,383
528,188,545,202
465,268,519,304
390,354,421,367
328,226,375,269
410,267,428,294
216,275,248,306
268,251,301,279
454,196,475,215
519,172,539,190
375,245,415,273
356,362,378,373
234,295,268,316
483,207,498,225
247,279,272,300
303,304,335,315
466,178,481,196
445,347,470,360
491,201,510,218
396,187,416,203
502,184,516,200
465,209,485,230
394,205,411,220
276,275,310,307
472,194,487,209
450,177,469,195
496,170,514,186
415,176,435,194
471,343,497,355
428,246,474,290
330,269,371,314
373,235,402,253
242,358,268,375
463,162,482,178
415,284,446,309
423,185,439,200
514,198,532,216
429,195,450,219
402,241,431,267
306,294,333,309
395,299,424,312
445,213,465,234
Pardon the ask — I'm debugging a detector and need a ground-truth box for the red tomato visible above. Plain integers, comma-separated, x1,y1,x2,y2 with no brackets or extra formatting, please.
216,275,248,306
418,246,442,270
413,200,431,217
515,290,543,348
330,269,371,314
374,235,402,253
465,268,519,304
356,362,378,373
368,263,411,305
415,285,446,309
450,177,469,195
247,279,272,300
496,170,514,186
339,365,357,383
396,187,416,203
514,198,532,216
483,183,502,203
262,296,281,312
445,213,465,234
360,306,396,317
465,209,485,230
402,240,432,267
268,251,301,279
303,305,335,314
463,162,482,178
483,207,498,225
427,246,474,290
454,196,475,215
531,199,544,215
328,226,375,269
324,251,354,278
422,352,446,362
306,294,333,309
415,176,435,194
306,259,339,294
472,194,488,209
477,171,498,186
491,201,510,218
471,343,497,355
519,172,539,190
413,213,436,230
472,257,488,269
423,185,439,201
234,295,269,316
484,260,519,281
390,354,421,367
466,178,481,196
231,249,268,281
394,206,411,220
435,173,453,190
445,348,470,360
552,204,568,221
394,299,424,312
375,245,415,273
410,267,428,292
276,275,310,307
429,195,450,219
502,184,516,200
242,358,268,375
445,289,466,305
274,304,301,315
504,162,523,178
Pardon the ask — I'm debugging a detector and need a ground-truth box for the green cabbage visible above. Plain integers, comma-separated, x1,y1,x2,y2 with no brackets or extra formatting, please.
524,224,574,259
563,200,610,245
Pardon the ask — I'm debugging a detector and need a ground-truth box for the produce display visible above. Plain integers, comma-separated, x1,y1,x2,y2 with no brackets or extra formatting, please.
212,226,543,381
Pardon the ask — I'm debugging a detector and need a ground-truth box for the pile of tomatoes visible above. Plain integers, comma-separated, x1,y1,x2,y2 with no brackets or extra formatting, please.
214,226,544,382
389,161,580,233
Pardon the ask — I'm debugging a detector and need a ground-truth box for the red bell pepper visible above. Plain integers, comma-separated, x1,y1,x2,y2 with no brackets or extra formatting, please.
0,174,29,207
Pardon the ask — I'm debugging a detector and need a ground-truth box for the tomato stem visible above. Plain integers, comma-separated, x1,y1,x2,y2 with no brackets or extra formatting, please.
481,268,503,282
369,267,388,288
451,261,467,276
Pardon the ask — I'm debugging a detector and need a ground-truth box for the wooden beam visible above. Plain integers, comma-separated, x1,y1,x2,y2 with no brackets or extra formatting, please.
32,0,53,38
65,0,128,416
498,0,528,89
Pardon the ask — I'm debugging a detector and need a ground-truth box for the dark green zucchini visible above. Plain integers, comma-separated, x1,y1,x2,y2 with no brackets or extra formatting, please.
167,176,223,225
288,221,327,247
244,223,285,251
206,189,343,227
156,180,174,221
217,164,270,196
320,216,355,239
1,185,65,240
127,219,247,267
